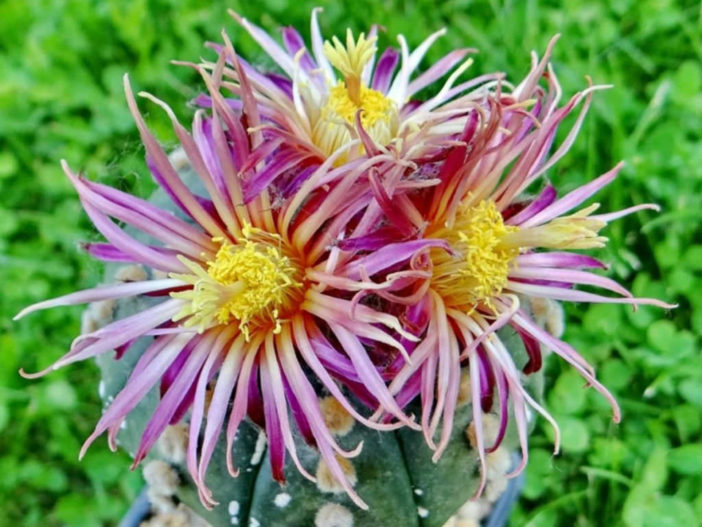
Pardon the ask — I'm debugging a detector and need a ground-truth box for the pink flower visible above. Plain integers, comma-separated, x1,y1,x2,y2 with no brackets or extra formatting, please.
16,67,419,510
193,8,498,167
340,40,674,494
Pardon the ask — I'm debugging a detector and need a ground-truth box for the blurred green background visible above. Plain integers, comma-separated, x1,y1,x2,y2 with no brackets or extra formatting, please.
1,0,700,525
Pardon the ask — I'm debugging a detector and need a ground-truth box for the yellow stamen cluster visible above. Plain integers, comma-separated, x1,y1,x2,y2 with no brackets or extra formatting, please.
170,226,303,339
432,200,519,311
312,29,398,158
325,82,395,129
432,199,608,311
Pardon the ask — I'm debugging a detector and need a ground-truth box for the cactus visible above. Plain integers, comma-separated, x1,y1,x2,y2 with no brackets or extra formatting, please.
15,11,669,527
91,155,541,527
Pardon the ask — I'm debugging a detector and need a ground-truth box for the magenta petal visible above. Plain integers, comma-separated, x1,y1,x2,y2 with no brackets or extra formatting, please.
23,299,183,379
247,358,265,430
371,47,400,93
407,48,472,97
196,336,245,496
170,375,199,425
513,324,543,374
368,169,415,234
393,370,422,412
133,333,213,465
485,371,509,453
283,373,316,446
521,163,624,228
477,348,495,413
225,350,257,477
81,242,179,264
281,26,317,76
160,340,198,397
243,150,304,203
506,184,557,225
343,239,451,279
186,337,227,507
191,115,231,202
280,165,317,199
328,323,414,426
79,334,190,459
79,175,211,250
307,333,361,382
516,251,607,270
15,279,182,320
337,226,408,251
81,200,187,272
124,76,224,238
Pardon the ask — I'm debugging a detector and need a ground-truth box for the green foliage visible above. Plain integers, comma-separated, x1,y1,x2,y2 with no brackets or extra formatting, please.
1,0,699,525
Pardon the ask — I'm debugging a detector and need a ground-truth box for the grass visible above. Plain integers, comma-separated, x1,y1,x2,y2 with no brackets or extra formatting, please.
1,0,700,525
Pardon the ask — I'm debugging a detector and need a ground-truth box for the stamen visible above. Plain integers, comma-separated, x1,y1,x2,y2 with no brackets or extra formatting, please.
433,199,611,312
432,200,518,310
170,226,303,338
503,204,607,249
314,29,398,157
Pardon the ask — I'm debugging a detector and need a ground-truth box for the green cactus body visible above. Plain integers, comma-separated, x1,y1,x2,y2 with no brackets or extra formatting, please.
93,159,540,527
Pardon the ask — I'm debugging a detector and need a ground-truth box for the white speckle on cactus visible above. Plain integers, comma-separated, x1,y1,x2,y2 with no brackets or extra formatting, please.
530,297,564,338
274,492,291,507
93,299,116,321
316,456,357,493
146,487,176,515
143,460,179,497
485,472,508,502
81,309,98,334
417,506,429,518
250,518,261,527
414,488,423,496
466,413,500,449
228,500,240,524
456,369,471,406
157,423,188,465
314,503,354,527
98,380,105,398
115,264,147,282
545,300,564,337
456,520,480,527
120,420,127,430
486,446,511,475
456,498,491,521
319,396,354,436
250,431,267,465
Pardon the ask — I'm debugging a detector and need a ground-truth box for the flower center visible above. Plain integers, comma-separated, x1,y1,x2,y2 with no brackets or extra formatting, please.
431,200,519,310
170,226,303,338
312,30,398,157
325,82,395,129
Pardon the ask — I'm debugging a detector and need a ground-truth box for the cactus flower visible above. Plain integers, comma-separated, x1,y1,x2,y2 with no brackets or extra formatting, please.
15,66,427,510
344,41,675,494
194,8,497,169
